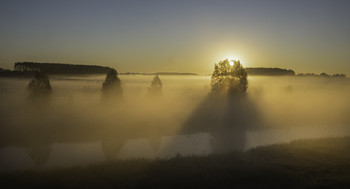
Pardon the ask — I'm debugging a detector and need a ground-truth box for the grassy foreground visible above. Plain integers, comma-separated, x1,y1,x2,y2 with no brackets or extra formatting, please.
1,136,350,189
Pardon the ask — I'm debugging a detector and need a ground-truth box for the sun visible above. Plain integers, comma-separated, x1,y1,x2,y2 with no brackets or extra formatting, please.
229,60,234,66
227,56,240,66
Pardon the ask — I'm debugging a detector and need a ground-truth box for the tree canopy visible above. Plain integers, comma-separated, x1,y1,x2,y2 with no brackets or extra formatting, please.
148,74,162,96
211,59,248,97
27,72,52,101
102,69,123,98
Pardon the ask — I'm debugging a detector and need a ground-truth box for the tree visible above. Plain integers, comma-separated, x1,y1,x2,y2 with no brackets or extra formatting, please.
148,74,162,96
27,72,52,101
211,59,248,97
180,59,253,153
320,72,330,77
102,69,123,98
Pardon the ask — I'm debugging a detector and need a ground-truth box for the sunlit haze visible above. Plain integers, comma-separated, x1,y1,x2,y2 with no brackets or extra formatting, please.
1,1,350,188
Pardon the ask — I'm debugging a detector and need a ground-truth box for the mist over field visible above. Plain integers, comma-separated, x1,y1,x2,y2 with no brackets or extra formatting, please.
2,0,350,187
1,74,350,171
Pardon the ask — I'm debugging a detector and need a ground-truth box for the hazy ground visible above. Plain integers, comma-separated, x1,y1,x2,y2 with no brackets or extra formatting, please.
1,75,350,171
2,136,350,189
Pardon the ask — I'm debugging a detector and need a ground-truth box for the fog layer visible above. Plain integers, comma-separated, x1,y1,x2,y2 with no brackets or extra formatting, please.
1,75,350,169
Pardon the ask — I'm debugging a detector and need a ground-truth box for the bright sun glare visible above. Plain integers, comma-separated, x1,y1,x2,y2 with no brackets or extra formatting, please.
227,56,240,66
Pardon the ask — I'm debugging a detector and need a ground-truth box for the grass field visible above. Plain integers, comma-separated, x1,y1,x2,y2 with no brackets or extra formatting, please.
1,136,350,188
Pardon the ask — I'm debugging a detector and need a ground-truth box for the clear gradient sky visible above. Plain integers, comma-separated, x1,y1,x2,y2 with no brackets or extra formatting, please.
1,0,350,74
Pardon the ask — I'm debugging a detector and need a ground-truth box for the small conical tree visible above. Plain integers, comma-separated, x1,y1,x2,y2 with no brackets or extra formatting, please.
102,69,123,98
148,74,162,96
211,59,247,97
27,72,52,101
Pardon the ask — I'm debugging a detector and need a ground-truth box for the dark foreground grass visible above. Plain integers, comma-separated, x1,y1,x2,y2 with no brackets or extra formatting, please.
1,136,350,189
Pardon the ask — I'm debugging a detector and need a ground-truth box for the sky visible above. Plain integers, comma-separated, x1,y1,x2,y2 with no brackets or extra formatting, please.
1,0,350,74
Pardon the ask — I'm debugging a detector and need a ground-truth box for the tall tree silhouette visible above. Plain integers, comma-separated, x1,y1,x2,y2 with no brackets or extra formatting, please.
102,69,123,99
181,59,256,153
27,72,52,102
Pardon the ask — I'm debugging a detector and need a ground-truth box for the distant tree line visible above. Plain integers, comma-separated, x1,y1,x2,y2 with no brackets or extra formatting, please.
14,62,112,74
0,67,9,72
0,67,34,77
297,72,346,78
245,67,295,76
120,72,197,76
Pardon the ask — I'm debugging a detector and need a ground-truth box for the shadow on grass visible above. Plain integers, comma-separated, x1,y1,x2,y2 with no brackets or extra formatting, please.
2,137,350,189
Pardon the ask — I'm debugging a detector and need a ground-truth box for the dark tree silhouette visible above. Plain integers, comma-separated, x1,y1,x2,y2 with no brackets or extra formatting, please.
245,67,295,76
211,59,248,97
331,73,346,78
297,72,346,78
0,67,9,72
27,72,52,102
181,59,258,153
320,72,330,77
148,74,162,96
102,69,123,99
14,62,111,74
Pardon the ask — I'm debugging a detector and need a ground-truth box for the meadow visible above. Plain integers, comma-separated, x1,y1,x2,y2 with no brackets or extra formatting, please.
1,136,350,188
